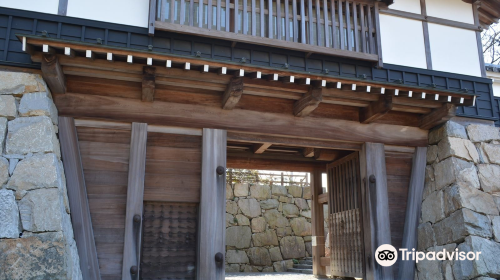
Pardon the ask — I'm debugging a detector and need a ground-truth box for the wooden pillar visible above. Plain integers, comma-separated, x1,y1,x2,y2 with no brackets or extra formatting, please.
198,128,227,280
122,123,148,280
398,147,427,280
359,143,394,280
59,117,101,280
311,168,327,276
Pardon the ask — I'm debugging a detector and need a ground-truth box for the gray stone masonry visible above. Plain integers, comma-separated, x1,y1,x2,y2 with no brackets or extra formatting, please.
0,72,82,280
419,120,500,280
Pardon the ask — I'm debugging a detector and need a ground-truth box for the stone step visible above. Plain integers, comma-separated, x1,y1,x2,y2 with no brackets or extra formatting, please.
299,260,313,265
293,264,312,269
287,268,313,274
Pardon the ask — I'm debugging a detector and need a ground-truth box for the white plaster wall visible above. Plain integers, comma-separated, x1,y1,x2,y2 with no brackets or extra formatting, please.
67,0,149,27
388,0,421,14
428,23,481,77
0,0,58,14
493,82,500,97
380,14,427,69
426,0,474,24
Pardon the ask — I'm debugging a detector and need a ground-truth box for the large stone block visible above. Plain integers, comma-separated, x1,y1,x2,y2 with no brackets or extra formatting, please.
444,184,499,216
6,116,60,157
226,183,234,200
226,226,252,249
456,166,481,190
226,201,238,215
492,216,500,243
421,190,445,224
235,214,250,226
251,217,267,233
19,91,58,125
417,258,443,280
226,250,249,264
453,236,500,279
290,217,312,236
226,213,235,227
273,260,294,272
238,198,261,218
263,209,290,229
225,264,240,272
303,187,311,199
288,185,303,198
252,230,279,246
0,231,77,280
272,185,287,196
0,189,20,238
437,137,479,163
19,188,64,232
434,157,474,190
301,210,312,218
417,222,436,251
427,145,439,164
234,183,249,197
0,117,7,155
294,198,309,210
247,247,272,266
0,157,9,186
0,72,47,95
466,124,500,143
282,203,299,217
260,199,279,210
280,236,306,259
0,95,17,120
480,143,500,165
477,164,500,194
250,184,271,200
429,121,468,145
7,153,63,198
433,208,491,245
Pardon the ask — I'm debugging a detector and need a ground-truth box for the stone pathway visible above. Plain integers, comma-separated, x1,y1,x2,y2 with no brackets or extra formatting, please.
225,272,324,279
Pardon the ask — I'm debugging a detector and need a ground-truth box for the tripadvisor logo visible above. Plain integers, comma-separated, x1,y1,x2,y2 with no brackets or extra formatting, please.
375,244,482,267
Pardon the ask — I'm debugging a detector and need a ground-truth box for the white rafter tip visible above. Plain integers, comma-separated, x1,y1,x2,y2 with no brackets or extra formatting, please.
381,88,385,94
421,92,426,99
127,55,133,63
305,78,310,85
147,57,153,65
273,73,278,80
22,37,26,52
366,86,371,92
460,97,464,104
321,80,326,87
256,71,261,78
220,67,227,74
42,44,49,53
166,60,172,67
184,62,190,70
290,76,295,83
447,96,452,102
107,53,113,61
238,69,245,77
408,91,413,97
336,82,342,89
394,89,399,96
435,94,440,101
86,50,92,58
473,96,476,106
64,47,71,56
352,84,357,91
203,65,209,72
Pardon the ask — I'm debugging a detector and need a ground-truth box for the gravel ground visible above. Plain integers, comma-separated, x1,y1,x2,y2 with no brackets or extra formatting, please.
225,273,327,279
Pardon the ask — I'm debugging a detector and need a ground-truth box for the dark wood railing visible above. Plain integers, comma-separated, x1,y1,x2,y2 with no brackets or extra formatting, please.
153,0,382,62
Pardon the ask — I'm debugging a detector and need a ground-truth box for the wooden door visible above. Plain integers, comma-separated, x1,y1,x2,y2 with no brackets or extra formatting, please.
327,153,364,278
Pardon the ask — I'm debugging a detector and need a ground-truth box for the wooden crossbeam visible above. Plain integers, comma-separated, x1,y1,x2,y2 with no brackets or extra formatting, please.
142,66,156,102
314,149,348,161
222,77,244,110
293,86,323,117
253,143,272,154
359,94,393,124
420,103,456,130
41,53,66,94
303,147,315,157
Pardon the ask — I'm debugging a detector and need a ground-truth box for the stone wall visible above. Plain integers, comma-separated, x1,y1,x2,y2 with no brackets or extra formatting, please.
0,72,82,280
418,120,500,280
225,182,315,272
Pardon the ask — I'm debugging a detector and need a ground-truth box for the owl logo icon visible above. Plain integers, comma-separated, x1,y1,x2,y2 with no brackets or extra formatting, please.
375,244,398,267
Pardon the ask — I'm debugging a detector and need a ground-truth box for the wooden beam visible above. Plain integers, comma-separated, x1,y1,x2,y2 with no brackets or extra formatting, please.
293,86,323,117
419,103,456,130
41,53,66,94
303,147,315,157
222,77,244,109
360,94,393,124
253,143,272,154
320,257,330,267
198,129,227,280
142,66,156,102
360,143,394,280
58,117,101,280
317,193,329,204
227,154,326,172
398,147,427,280
54,93,429,146
314,149,350,161
122,123,148,280
311,169,327,276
